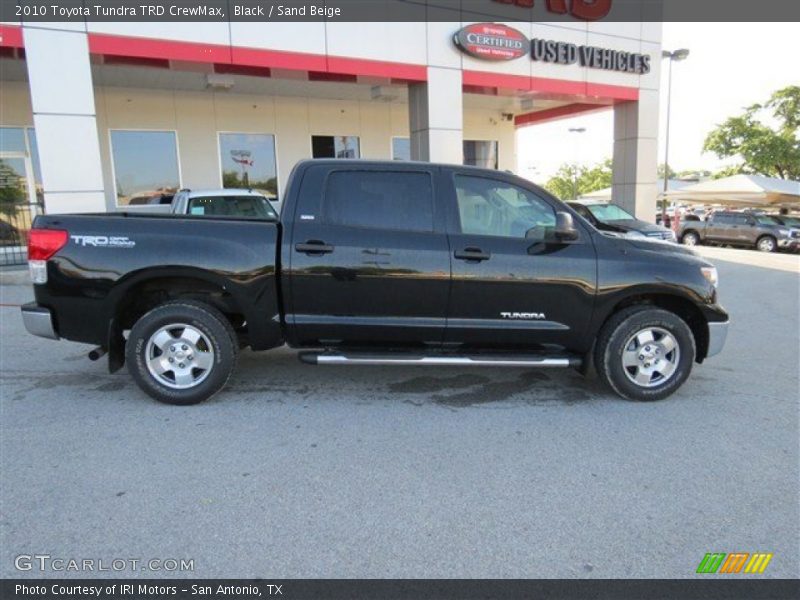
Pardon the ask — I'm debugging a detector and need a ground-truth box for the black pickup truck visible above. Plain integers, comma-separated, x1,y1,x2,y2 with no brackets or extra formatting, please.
22,160,729,404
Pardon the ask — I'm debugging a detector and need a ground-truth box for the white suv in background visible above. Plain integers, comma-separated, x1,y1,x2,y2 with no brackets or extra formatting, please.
170,189,279,220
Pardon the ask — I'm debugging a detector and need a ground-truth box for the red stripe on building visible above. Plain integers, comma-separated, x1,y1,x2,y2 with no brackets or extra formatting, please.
514,103,611,127
463,70,532,91
586,82,639,101
464,69,639,103
88,33,232,64
231,46,328,72
327,55,426,82
0,25,23,48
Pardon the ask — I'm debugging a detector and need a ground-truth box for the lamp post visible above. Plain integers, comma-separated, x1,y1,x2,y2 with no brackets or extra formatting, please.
568,127,587,200
661,48,690,224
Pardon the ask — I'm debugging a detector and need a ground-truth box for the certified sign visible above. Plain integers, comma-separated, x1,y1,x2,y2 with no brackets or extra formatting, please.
453,23,530,62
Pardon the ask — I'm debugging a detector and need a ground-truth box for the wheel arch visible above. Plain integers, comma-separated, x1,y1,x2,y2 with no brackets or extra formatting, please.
104,267,249,373
596,292,710,363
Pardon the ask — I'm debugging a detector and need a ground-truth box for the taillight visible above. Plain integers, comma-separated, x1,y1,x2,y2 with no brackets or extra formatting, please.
28,229,68,284
28,228,68,261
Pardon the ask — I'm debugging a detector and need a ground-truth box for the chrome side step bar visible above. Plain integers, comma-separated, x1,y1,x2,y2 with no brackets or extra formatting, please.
299,352,580,368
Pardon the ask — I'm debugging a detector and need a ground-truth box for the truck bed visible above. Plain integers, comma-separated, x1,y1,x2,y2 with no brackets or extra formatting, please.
30,212,283,351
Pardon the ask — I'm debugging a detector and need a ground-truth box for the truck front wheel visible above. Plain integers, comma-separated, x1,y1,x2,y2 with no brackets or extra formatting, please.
681,231,700,246
126,300,238,405
756,235,776,253
594,307,696,401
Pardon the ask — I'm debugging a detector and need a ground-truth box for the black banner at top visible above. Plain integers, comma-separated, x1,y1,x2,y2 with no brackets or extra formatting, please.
2,0,800,23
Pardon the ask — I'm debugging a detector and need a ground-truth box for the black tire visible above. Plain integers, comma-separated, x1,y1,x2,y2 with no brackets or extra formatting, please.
755,235,777,253
681,231,700,246
594,307,696,402
126,300,238,405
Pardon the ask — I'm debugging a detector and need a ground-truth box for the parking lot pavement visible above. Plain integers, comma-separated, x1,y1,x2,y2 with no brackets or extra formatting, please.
1,250,798,579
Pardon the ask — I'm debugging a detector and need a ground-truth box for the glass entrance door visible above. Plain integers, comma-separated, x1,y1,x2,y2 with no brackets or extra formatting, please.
0,152,39,265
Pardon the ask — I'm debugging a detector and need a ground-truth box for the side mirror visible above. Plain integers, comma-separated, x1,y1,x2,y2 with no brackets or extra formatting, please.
555,211,579,241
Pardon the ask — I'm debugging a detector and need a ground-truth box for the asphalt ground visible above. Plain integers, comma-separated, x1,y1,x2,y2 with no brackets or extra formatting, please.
0,246,798,578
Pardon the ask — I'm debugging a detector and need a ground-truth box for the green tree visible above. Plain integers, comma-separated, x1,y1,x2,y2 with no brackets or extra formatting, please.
657,163,677,180
545,159,612,200
0,159,26,220
703,85,800,180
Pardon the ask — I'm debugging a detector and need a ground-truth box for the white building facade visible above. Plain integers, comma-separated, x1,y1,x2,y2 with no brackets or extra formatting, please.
0,17,661,219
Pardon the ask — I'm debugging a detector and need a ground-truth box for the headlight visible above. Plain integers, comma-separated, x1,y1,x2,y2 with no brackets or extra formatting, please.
624,231,647,239
701,266,718,288
777,229,790,237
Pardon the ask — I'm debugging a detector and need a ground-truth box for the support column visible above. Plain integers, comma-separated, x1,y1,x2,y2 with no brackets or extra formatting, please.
408,66,463,164
612,89,659,221
23,25,105,214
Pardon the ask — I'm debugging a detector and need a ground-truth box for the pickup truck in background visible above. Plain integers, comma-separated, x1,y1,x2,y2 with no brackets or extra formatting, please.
679,211,800,252
22,160,729,405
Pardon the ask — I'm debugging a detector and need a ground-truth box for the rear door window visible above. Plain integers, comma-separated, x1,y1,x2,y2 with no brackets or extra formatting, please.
323,170,434,232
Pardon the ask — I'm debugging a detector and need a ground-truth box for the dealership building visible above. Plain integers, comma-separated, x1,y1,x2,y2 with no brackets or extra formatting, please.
0,13,662,219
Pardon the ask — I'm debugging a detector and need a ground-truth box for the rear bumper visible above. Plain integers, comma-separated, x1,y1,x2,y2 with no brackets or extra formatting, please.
706,320,729,358
21,303,59,340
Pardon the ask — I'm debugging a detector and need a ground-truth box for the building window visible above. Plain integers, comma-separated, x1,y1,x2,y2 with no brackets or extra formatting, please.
312,135,360,159
323,170,434,232
218,133,278,200
0,127,43,204
0,127,26,153
463,140,499,170
110,130,180,206
392,137,411,161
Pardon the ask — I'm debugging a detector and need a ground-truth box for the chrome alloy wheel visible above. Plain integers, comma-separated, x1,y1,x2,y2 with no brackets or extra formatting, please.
682,233,698,246
757,237,775,252
621,327,680,388
145,323,215,389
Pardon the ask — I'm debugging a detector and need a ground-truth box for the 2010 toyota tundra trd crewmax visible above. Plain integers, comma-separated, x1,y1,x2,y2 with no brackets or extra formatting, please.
21,160,729,405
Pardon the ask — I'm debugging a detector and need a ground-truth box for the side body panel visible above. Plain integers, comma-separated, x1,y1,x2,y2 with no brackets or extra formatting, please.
31,213,282,350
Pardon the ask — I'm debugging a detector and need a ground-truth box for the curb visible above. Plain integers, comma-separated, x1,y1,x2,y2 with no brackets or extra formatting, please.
0,268,30,286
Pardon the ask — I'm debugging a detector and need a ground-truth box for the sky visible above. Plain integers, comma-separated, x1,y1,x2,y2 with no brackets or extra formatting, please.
517,22,800,185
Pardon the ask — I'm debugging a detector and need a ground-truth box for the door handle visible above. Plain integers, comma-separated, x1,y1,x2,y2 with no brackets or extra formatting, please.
295,240,334,254
454,247,491,261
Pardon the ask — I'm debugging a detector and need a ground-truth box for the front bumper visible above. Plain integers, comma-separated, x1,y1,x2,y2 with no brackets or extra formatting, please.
778,238,799,250
21,304,59,340
706,320,729,358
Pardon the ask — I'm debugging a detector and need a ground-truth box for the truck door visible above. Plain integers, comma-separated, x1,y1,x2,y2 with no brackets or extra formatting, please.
284,164,450,347
703,213,723,241
443,171,597,351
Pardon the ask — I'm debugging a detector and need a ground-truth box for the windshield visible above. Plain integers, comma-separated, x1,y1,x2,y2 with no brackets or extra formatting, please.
586,203,635,222
187,195,278,220
771,215,800,227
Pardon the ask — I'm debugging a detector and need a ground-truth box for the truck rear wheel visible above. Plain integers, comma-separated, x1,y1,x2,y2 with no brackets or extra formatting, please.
594,307,696,401
126,300,237,405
